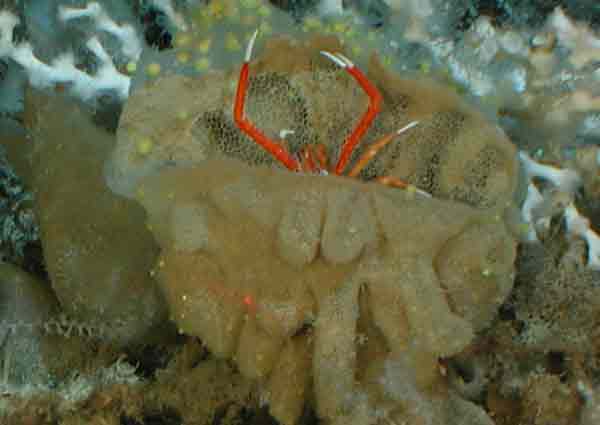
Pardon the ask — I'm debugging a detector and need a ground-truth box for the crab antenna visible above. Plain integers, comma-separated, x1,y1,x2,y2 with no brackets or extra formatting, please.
245,29,259,62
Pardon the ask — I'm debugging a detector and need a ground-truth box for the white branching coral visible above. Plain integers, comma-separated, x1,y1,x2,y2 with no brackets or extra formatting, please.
519,151,600,270
521,182,545,242
519,151,582,193
564,203,600,271
147,0,188,31
548,7,600,69
58,2,143,62
0,3,141,102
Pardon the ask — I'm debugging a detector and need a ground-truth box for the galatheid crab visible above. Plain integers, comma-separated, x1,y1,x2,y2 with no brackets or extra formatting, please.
233,30,429,196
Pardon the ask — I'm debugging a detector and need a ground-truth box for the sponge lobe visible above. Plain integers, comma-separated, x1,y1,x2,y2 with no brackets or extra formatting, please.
136,158,516,425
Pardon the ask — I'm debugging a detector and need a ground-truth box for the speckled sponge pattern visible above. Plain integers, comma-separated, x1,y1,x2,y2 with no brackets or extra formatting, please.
106,34,518,211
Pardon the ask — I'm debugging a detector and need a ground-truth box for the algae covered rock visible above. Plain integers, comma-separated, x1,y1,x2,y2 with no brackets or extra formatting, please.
135,158,516,425
23,90,167,345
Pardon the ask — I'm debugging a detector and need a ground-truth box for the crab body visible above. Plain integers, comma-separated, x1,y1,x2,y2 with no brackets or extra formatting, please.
233,30,426,194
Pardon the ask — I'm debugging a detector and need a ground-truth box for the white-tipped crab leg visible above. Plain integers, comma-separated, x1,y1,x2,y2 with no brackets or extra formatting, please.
348,121,420,178
320,51,382,175
348,120,429,197
245,29,259,63
233,29,300,171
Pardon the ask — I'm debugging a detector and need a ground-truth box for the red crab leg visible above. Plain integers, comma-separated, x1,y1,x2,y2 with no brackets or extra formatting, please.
314,144,329,171
299,146,317,172
234,30,300,171
377,175,432,197
347,121,419,177
320,51,383,175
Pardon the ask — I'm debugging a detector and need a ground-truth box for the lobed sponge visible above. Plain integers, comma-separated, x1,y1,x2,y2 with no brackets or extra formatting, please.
135,157,516,425
104,31,521,424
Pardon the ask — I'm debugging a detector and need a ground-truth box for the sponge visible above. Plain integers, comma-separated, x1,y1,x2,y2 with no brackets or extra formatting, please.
135,157,516,425
24,89,168,345
107,34,518,211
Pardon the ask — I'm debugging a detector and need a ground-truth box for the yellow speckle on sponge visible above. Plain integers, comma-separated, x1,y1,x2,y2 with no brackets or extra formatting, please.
136,137,154,155
146,62,161,77
257,5,271,17
177,109,190,120
225,33,241,51
303,16,322,32
195,57,211,72
350,44,363,57
207,0,226,19
175,32,192,47
418,62,431,73
241,0,259,9
196,38,212,54
333,22,348,34
176,51,191,64
126,61,137,74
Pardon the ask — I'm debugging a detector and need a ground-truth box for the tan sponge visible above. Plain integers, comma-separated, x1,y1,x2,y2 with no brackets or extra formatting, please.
136,158,516,425
111,32,520,425
107,34,518,211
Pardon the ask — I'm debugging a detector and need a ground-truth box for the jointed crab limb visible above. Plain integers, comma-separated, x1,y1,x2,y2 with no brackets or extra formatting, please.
377,175,432,197
320,51,383,175
299,146,317,172
315,145,328,170
348,121,419,178
234,30,300,171
299,144,332,174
